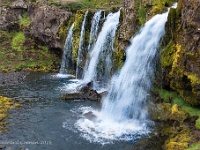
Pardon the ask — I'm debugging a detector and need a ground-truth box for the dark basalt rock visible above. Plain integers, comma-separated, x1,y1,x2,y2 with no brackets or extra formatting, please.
62,81,103,101
62,89,102,101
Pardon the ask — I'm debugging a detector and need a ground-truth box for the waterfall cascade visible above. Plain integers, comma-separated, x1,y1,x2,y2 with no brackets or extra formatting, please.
75,9,171,143
82,10,102,86
83,10,120,87
76,10,89,79
59,23,74,75
87,10,102,52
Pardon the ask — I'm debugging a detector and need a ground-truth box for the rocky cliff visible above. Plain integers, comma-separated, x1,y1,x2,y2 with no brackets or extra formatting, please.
118,0,200,106
0,0,71,50
162,0,200,106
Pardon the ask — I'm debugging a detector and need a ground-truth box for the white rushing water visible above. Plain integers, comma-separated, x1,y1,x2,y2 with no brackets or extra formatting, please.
59,23,74,75
74,9,170,144
83,10,120,87
87,10,102,52
76,10,89,78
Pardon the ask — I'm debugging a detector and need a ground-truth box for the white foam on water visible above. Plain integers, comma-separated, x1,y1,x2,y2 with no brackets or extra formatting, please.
54,74,75,79
73,107,150,144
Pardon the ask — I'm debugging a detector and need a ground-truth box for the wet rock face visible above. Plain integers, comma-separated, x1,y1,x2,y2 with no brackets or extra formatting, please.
118,0,138,52
28,5,71,49
161,0,200,106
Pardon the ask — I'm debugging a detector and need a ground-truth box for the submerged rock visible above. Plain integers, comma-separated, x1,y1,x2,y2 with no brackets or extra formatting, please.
83,111,97,121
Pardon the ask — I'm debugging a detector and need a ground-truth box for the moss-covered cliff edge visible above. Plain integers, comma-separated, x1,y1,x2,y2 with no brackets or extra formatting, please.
161,0,200,106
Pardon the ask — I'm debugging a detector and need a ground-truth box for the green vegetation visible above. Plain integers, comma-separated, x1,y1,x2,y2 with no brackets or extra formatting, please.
154,88,200,150
11,32,26,52
161,41,175,67
155,88,200,129
0,30,59,72
187,74,200,85
19,13,32,29
165,131,193,150
47,0,121,11
0,96,21,132
138,6,147,25
186,143,200,150
134,0,177,26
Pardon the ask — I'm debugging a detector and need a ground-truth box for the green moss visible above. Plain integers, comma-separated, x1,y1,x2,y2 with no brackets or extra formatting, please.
195,118,200,129
113,50,124,69
150,5,166,16
162,122,193,150
155,88,200,129
151,103,171,121
169,104,188,122
187,74,200,85
150,0,176,15
59,16,75,46
138,6,147,25
11,32,26,52
0,96,21,132
19,13,31,29
161,40,175,67
0,29,59,72
186,143,200,150
72,10,86,62
154,87,173,103
48,0,121,10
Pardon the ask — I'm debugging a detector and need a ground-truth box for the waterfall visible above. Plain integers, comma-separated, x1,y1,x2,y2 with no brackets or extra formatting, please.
82,10,102,84
75,10,170,143
101,3,178,121
83,10,120,87
76,10,88,79
101,12,169,121
87,10,102,52
59,23,74,74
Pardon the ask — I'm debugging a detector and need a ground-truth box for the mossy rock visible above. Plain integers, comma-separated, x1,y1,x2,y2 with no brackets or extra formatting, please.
161,40,175,67
0,96,21,131
151,103,188,122
162,122,194,150
165,132,193,150
0,114,8,121
151,103,171,121
169,104,188,122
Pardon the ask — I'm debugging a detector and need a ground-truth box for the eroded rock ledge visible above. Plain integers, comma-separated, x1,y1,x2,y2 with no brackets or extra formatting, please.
0,0,72,49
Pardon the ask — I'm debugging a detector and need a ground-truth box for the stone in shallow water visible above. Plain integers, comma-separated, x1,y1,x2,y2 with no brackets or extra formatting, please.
83,111,97,122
